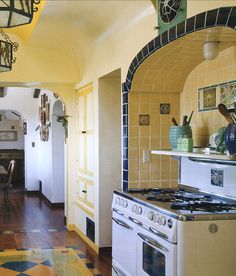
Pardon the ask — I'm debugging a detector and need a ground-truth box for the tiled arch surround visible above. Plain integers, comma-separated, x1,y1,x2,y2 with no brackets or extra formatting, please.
122,7,236,191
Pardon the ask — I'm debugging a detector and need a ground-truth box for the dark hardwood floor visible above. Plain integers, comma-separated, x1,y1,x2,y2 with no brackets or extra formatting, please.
0,189,112,276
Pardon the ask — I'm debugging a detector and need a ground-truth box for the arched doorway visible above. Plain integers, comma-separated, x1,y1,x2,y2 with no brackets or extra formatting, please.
0,109,25,189
122,6,236,191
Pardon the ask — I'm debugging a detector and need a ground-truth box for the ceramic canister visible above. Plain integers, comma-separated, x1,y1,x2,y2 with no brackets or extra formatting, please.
169,126,192,150
224,123,236,157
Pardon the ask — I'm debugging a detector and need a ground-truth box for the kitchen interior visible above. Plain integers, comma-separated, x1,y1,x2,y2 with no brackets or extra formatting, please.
112,8,236,276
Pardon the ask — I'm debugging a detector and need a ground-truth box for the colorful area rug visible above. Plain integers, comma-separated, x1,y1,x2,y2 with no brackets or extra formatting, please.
0,247,103,275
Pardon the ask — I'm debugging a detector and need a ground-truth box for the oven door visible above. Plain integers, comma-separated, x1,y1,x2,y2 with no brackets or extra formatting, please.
137,227,177,276
112,211,137,276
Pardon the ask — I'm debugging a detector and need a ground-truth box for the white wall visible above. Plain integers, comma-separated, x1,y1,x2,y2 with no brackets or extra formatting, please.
0,87,40,190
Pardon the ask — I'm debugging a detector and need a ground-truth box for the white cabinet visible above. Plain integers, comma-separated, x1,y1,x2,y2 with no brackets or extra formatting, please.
76,84,95,217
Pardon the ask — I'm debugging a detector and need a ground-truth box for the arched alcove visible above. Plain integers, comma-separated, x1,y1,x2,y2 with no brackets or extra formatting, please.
122,7,236,191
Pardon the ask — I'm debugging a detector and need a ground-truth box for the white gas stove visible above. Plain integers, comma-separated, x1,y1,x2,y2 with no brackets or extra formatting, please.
112,157,236,276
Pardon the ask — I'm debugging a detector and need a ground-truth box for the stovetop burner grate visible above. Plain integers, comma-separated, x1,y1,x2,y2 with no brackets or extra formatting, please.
171,202,236,212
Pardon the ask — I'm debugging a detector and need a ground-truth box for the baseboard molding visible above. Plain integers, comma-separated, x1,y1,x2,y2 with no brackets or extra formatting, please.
25,189,64,208
99,246,112,255
67,224,99,254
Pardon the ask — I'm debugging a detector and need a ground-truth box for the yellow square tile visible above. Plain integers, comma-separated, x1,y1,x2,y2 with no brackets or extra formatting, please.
24,264,56,276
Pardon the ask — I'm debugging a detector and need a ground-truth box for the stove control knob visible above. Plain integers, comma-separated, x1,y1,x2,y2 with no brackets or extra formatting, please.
120,198,125,207
116,197,120,205
167,218,173,228
148,211,154,221
136,206,142,215
159,216,166,226
154,214,160,223
124,200,128,208
132,205,138,213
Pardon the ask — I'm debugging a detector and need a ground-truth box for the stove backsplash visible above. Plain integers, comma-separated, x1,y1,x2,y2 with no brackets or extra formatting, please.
180,157,236,199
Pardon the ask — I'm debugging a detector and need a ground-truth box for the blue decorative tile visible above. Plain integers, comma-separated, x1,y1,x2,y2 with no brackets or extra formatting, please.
132,57,138,69
161,31,168,45
123,159,128,171
123,148,128,159
78,253,86,259
122,82,128,93
41,260,52,267
127,70,132,82
217,7,231,25
142,45,149,58
195,12,206,29
123,137,128,148
123,115,128,126
168,26,176,40
226,7,236,28
123,181,128,191
86,263,95,269
123,104,128,115
206,9,218,27
122,92,128,105
154,36,161,49
123,170,128,181
147,40,155,53
137,51,143,63
177,21,185,37
129,62,135,74
123,126,128,137
186,17,195,33
1,261,37,272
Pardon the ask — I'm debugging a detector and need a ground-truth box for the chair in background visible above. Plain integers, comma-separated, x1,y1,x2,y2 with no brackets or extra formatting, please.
0,160,16,205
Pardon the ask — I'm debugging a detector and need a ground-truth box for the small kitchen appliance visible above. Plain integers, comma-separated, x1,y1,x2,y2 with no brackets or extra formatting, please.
112,157,236,276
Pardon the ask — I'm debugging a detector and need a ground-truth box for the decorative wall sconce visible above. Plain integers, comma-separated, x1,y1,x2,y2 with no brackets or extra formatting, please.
0,0,41,28
0,28,18,72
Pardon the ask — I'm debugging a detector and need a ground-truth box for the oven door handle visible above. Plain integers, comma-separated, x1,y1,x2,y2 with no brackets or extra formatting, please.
129,216,143,226
138,232,168,252
112,208,124,216
112,217,133,230
149,227,168,240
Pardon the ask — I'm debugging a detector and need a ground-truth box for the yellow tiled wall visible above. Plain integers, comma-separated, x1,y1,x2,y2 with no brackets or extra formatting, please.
181,46,236,147
128,91,180,189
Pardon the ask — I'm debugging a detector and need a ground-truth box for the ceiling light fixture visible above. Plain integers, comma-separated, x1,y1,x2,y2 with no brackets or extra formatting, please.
203,41,219,60
0,28,19,72
0,0,40,28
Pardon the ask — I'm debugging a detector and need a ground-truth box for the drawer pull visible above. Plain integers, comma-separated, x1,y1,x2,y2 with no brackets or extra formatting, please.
82,190,87,193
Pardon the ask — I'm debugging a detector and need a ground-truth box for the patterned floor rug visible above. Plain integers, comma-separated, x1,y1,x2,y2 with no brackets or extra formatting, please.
0,247,103,275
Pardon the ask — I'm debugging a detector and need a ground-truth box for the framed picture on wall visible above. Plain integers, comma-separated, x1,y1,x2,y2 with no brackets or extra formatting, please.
198,85,218,111
219,81,236,109
0,131,17,141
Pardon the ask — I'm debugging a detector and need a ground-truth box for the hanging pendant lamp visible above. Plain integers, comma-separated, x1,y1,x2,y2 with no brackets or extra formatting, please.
0,28,18,72
0,0,40,28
